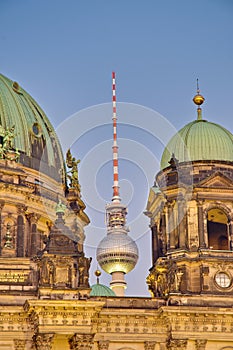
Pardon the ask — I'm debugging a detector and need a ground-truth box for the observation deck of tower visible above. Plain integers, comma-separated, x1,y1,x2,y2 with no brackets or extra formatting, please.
96,72,139,296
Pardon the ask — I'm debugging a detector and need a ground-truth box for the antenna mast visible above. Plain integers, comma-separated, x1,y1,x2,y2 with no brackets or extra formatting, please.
112,72,120,202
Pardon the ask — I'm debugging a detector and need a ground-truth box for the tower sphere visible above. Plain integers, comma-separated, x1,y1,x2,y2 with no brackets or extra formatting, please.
97,231,139,274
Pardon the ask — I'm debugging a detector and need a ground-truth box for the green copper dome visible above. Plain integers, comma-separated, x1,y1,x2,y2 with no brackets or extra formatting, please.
90,283,116,297
0,73,64,179
160,119,233,169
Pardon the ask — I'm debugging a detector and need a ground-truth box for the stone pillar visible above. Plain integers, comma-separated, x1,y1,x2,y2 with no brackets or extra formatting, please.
144,341,156,350
26,213,40,256
33,333,54,350
0,201,4,256
168,202,176,249
195,339,207,350
151,224,159,264
159,344,167,350
69,333,94,350
178,197,187,249
229,219,233,250
197,200,206,248
161,211,167,252
98,340,109,350
17,205,27,256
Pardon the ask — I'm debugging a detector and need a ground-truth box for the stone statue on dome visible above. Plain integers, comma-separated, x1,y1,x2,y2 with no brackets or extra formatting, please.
66,149,81,191
3,125,15,150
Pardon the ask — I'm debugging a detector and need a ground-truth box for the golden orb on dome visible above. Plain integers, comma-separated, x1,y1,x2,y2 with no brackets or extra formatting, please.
193,93,205,106
193,78,205,106
95,269,101,277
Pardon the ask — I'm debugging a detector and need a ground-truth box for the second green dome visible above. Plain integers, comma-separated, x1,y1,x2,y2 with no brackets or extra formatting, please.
160,119,233,169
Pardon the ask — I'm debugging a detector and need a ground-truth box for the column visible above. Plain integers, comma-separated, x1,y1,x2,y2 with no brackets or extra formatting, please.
178,197,187,249
168,202,175,249
144,341,156,350
33,333,54,350
151,224,159,264
0,201,4,256
26,213,41,256
16,205,27,256
229,219,233,250
69,333,94,350
195,339,207,350
98,340,109,350
161,211,167,252
197,200,206,248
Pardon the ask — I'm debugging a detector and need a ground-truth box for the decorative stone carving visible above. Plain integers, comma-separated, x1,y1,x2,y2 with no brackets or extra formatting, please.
66,149,81,191
77,256,92,287
4,223,13,249
0,124,19,161
33,333,54,350
17,204,28,215
144,341,156,350
37,256,54,286
26,212,40,224
14,339,26,350
147,257,184,297
167,339,187,350
69,333,94,350
98,340,109,350
195,339,207,350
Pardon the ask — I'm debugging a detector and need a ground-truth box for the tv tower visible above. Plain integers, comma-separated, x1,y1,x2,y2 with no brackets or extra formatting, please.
96,72,138,296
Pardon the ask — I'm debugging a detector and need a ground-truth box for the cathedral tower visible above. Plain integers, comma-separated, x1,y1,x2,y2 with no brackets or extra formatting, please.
96,72,138,296
146,83,233,300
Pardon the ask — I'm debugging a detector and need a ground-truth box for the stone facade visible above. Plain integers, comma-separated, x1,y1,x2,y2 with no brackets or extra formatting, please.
0,73,233,349
1,296,233,349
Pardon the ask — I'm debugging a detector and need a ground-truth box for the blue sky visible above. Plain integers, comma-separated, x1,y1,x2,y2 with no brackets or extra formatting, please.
1,0,233,296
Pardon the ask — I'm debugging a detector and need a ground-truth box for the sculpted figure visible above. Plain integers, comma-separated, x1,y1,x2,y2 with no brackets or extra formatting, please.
66,149,81,190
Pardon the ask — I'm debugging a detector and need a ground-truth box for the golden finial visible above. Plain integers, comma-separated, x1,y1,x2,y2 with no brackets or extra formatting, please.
95,269,101,284
193,79,205,120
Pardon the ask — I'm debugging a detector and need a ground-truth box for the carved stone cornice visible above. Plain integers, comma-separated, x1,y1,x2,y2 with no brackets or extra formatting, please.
98,340,109,350
144,341,156,350
68,333,94,350
33,333,54,350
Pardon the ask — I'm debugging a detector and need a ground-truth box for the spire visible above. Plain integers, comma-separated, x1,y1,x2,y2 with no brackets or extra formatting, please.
193,78,205,121
112,72,120,202
96,73,138,297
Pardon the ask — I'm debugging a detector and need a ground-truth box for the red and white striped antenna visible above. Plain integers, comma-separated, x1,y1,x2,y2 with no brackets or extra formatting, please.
112,71,120,202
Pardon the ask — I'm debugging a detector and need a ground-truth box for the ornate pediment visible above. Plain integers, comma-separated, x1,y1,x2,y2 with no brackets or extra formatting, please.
196,171,233,189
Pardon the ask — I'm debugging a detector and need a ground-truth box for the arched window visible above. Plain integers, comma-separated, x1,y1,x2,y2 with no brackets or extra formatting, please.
207,208,229,250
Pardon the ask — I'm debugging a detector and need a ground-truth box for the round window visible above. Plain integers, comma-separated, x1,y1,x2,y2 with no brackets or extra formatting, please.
215,272,231,288
32,123,40,136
